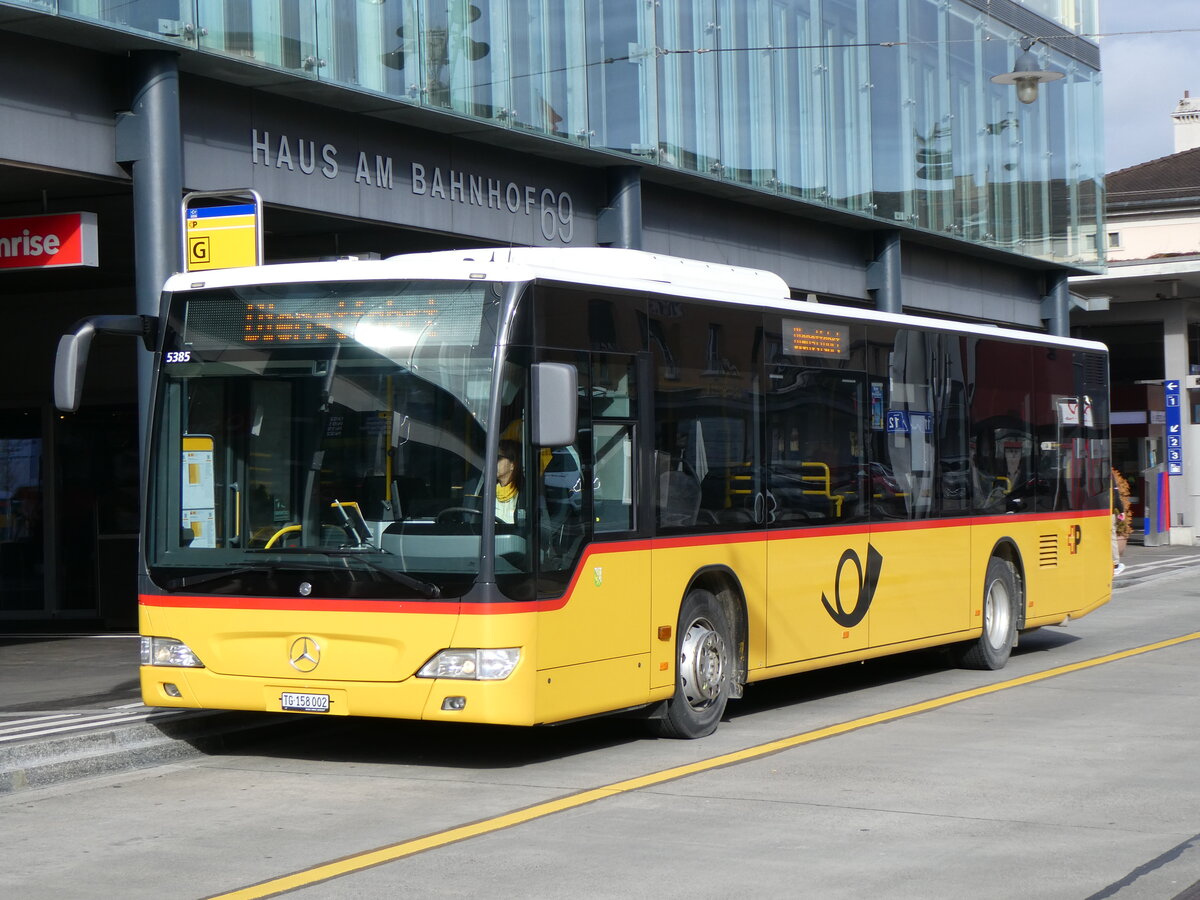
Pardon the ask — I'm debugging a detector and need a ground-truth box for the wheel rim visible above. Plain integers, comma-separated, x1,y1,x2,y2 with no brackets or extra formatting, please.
679,616,727,709
983,578,1012,650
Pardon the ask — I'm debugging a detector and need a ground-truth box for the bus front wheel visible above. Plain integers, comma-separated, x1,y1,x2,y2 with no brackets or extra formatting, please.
955,556,1019,670
654,588,732,739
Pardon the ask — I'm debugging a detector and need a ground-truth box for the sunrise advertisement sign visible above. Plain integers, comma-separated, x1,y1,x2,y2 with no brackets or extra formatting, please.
0,212,99,271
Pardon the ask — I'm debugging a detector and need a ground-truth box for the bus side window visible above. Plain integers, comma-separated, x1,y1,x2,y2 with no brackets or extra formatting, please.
594,423,634,532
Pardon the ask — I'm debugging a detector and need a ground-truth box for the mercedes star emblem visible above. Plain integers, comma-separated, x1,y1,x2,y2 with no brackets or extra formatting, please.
289,636,321,673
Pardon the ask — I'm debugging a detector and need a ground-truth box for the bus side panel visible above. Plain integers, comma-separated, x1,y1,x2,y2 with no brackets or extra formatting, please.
765,530,870,667
650,538,766,691
969,512,1111,628
536,545,652,671
867,521,972,646
534,654,654,725
1013,512,1112,622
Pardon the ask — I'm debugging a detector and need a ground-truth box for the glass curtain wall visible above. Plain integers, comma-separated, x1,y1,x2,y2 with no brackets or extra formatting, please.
45,0,1103,267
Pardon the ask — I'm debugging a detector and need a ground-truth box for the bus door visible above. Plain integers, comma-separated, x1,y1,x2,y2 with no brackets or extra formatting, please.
765,359,871,665
535,351,649,673
866,329,972,644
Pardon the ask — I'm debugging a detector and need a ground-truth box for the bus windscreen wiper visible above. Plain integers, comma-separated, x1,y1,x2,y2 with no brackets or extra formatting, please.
162,565,277,592
267,549,442,599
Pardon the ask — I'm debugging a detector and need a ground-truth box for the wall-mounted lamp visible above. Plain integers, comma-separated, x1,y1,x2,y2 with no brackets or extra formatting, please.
991,38,1064,104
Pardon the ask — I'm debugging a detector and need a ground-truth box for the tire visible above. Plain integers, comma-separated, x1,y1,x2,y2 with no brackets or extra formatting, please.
955,556,1019,670
654,588,733,739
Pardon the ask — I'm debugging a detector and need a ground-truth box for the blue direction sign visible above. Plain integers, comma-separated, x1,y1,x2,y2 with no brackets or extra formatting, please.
1165,380,1183,476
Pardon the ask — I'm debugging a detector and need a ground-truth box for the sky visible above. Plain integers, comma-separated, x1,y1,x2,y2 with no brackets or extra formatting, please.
1099,0,1198,172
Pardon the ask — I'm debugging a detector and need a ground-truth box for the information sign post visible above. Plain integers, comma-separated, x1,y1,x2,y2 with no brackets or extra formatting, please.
1165,379,1183,477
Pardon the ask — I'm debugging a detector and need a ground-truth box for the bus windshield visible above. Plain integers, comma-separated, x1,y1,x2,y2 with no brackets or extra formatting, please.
146,279,509,598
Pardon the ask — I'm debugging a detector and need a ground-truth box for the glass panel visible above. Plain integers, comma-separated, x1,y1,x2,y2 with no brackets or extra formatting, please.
1030,348,1109,512
592,353,635,419
198,0,318,74
1013,0,1097,34
651,302,762,530
946,6,983,241
771,0,823,201
820,0,871,212
766,367,868,527
970,339,1034,514
505,0,586,140
982,27,1021,250
584,0,657,156
2,0,54,11
594,422,634,533
655,0,719,175
149,280,504,596
59,0,194,43
316,0,419,100
416,0,501,117
867,1,907,224
880,330,937,520
716,0,776,188
908,0,950,231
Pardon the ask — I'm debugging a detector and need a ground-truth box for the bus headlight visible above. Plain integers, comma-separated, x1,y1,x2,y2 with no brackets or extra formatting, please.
140,636,205,668
417,648,520,681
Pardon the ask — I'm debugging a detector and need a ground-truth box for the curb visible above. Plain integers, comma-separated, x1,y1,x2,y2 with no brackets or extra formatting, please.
0,710,294,795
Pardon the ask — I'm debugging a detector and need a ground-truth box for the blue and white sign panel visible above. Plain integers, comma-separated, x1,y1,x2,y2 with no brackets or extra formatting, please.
1165,380,1183,476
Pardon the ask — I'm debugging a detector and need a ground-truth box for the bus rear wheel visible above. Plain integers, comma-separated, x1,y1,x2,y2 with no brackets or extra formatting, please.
654,588,732,739
955,556,1019,670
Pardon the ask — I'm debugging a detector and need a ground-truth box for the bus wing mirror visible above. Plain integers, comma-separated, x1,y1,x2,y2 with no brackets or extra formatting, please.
532,362,577,448
54,314,157,412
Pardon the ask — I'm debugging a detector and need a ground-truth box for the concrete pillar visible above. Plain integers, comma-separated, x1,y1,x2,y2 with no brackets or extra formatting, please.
1162,304,1197,544
1041,271,1071,337
596,166,643,250
116,51,184,458
866,230,902,314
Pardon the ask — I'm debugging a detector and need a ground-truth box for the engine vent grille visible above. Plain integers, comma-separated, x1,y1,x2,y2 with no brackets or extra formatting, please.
1039,534,1059,568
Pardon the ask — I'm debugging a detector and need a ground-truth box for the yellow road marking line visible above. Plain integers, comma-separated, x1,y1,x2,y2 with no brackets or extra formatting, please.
208,632,1200,900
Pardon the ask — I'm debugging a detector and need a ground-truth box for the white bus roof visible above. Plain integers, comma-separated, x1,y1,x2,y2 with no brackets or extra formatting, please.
163,248,1107,354
165,247,792,304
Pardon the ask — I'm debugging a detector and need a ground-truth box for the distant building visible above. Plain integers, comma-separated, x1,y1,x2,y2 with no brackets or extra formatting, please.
1072,91,1200,546
1173,90,1200,154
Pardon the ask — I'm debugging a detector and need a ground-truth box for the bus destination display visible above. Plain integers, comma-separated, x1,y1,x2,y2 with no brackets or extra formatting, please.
782,318,849,359
179,283,488,350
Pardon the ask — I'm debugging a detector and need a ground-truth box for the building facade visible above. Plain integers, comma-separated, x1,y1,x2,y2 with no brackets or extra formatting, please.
0,0,1103,627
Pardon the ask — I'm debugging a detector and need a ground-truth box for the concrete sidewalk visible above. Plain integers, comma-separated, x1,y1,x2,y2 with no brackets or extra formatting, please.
0,635,292,793
1,536,1197,794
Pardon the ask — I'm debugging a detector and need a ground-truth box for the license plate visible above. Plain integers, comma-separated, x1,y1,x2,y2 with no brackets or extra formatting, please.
280,692,330,713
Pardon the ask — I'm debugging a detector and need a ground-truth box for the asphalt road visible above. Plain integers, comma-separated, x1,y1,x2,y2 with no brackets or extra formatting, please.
3,562,1200,900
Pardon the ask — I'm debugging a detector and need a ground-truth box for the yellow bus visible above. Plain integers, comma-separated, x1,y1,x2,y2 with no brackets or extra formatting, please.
56,248,1112,738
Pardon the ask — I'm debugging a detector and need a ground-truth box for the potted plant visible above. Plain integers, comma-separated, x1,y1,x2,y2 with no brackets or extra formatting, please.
1112,467,1133,554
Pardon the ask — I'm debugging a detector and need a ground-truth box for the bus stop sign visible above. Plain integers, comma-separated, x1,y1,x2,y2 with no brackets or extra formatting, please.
182,190,263,273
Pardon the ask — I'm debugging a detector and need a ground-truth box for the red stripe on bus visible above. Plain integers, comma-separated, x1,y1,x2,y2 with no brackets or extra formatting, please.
140,509,1109,616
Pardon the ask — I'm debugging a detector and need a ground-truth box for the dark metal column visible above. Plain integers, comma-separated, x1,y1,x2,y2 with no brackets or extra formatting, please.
596,166,643,250
1041,270,1071,337
867,230,902,314
116,51,183,455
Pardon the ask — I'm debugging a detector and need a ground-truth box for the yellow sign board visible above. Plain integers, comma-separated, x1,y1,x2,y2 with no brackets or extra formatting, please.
185,203,258,271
